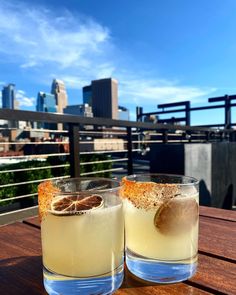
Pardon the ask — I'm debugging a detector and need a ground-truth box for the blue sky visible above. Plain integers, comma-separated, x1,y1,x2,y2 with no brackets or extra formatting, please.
0,0,236,124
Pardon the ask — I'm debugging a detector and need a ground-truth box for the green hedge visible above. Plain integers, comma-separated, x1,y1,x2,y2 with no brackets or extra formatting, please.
0,155,112,206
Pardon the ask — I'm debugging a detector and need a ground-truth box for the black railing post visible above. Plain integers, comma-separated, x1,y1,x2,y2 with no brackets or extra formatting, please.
225,95,231,129
186,101,191,126
68,123,80,177
219,131,223,142
229,131,236,142
205,131,210,142
162,130,168,143
127,127,133,175
136,106,143,122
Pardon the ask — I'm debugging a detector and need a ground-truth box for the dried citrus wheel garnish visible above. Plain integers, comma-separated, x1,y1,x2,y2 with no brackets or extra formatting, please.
154,197,198,235
50,194,104,215
121,177,179,209
38,181,60,222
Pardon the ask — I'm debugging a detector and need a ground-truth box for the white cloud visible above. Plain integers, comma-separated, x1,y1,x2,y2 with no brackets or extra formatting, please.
56,75,89,89
20,61,38,69
16,90,35,107
0,1,111,71
0,0,217,111
119,77,216,105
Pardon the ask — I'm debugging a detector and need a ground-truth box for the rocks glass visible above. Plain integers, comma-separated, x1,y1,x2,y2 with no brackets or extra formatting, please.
121,174,199,283
38,178,124,295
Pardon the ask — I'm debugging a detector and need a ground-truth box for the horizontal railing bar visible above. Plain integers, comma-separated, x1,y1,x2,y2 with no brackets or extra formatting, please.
0,162,130,188
0,166,126,189
0,205,38,225
80,130,130,135
0,141,69,145
0,149,140,160
133,140,162,143
0,164,69,174
0,109,233,133
0,153,69,159
0,165,127,201
1,133,225,146
0,158,128,174
0,127,68,133
0,127,139,136
0,175,70,188
147,131,212,136
132,133,184,138
0,139,134,145
80,149,141,155
81,167,125,176
167,140,195,143
0,193,38,202
141,104,226,116
193,124,225,128
78,140,128,144
81,158,128,166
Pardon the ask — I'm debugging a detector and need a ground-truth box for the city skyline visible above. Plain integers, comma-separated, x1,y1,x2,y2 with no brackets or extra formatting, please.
0,0,236,125
1,77,129,123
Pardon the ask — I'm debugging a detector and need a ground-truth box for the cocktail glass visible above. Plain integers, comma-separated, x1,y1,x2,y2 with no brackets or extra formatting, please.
38,177,124,294
121,174,199,283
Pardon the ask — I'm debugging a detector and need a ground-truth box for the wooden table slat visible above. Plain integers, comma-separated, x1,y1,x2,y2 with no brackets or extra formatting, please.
23,216,40,228
116,273,212,295
0,256,46,295
189,254,236,295
199,216,236,261
199,206,236,222
0,223,41,258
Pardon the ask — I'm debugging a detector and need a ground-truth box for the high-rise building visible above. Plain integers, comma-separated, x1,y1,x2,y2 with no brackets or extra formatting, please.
118,106,130,121
1,84,19,128
64,104,93,130
51,79,68,130
51,79,68,113
2,84,16,109
89,78,118,119
82,85,92,105
64,104,93,117
36,92,57,130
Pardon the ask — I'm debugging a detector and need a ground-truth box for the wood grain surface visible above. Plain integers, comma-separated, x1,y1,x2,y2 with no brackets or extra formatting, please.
0,207,235,295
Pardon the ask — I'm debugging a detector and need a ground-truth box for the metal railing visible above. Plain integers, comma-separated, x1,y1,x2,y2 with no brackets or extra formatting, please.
0,108,235,224
137,94,236,129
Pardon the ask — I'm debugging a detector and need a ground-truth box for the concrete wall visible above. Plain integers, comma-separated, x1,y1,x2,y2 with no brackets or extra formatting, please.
184,144,212,207
150,143,236,209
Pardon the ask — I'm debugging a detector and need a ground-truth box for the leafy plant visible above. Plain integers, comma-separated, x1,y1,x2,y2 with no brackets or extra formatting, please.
0,155,112,208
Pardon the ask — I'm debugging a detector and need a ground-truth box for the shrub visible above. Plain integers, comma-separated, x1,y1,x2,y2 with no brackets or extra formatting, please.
0,155,112,207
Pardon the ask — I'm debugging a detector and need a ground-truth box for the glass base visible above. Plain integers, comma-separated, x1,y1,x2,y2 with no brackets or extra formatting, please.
43,264,124,295
126,248,197,284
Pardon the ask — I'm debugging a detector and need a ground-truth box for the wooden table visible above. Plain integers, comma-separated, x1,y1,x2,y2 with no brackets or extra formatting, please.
0,206,235,295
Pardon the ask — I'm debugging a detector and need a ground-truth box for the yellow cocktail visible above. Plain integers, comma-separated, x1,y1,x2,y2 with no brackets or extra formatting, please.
121,174,199,283
38,178,124,295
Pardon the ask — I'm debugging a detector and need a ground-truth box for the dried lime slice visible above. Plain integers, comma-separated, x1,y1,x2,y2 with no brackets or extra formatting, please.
154,197,198,235
50,194,104,215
